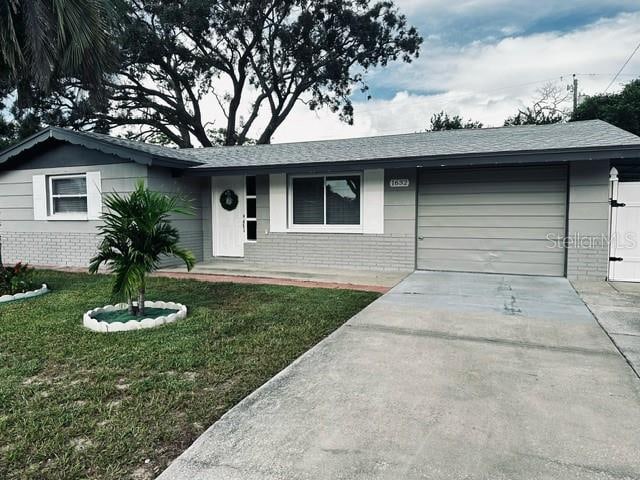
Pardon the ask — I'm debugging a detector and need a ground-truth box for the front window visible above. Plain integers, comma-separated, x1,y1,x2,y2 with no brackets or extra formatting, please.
290,174,361,226
49,174,88,215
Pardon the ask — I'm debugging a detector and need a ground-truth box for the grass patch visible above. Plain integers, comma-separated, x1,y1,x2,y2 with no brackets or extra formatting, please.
91,307,179,324
0,270,379,479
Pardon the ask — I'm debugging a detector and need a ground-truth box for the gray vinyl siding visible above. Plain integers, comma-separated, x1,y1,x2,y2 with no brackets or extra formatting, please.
147,168,206,265
384,168,416,236
5,142,126,170
416,165,568,276
0,160,147,266
201,177,214,263
566,160,610,280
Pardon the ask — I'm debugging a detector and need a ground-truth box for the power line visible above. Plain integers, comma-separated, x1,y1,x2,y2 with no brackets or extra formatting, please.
573,72,640,77
605,40,640,92
352,72,640,115
352,76,562,113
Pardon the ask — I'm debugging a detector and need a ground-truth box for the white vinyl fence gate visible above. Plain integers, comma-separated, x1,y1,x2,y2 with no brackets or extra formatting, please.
609,180,640,282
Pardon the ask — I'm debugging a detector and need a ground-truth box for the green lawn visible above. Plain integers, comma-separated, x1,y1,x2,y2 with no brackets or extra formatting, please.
0,271,379,479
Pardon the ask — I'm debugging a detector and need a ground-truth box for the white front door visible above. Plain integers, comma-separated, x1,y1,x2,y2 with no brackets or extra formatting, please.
610,181,640,281
212,176,245,257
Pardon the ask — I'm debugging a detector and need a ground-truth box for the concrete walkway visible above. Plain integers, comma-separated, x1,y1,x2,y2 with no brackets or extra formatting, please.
158,262,407,293
158,271,640,480
574,280,640,378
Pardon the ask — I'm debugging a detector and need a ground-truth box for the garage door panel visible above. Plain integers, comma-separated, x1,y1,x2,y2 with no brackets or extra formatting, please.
423,166,566,184
418,237,562,252
418,192,567,205
421,204,565,217
422,180,567,194
417,258,564,276
416,248,565,265
418,226,565,240
417,166,567,276
421,215,566,229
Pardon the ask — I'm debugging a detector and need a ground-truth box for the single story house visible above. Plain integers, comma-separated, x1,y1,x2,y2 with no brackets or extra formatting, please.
1,119,640,282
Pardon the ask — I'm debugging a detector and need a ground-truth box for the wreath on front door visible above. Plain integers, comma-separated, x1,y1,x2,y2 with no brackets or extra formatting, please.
220,189,239,211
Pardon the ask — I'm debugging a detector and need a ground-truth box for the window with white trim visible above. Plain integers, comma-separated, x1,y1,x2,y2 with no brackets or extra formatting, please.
246,176,257,241
49,174,88,215
289,174,361,227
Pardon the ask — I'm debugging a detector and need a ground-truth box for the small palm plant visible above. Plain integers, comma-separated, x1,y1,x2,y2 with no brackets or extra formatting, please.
89,181,196,316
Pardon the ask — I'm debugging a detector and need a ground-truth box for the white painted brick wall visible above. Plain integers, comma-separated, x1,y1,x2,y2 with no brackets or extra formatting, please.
566,240,609,281
244,231,415,271
1,232,99,267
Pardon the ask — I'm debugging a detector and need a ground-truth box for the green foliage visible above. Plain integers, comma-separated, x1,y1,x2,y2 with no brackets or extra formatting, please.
88,181,195,315
0,0,117,149
0,0,115,89
1,1,421,149
504,108,564,126
0,109,43,149
0,262,36,295
571,79,640,136
427,111,483,131
60,0,422,147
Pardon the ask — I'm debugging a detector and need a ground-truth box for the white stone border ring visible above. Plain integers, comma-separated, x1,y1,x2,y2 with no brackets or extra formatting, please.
83,300,187,333
0,284,49,304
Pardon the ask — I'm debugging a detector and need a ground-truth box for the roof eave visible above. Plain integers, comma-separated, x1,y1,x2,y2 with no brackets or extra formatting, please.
0,127,202,169
0,128,54,165
182,144,640,176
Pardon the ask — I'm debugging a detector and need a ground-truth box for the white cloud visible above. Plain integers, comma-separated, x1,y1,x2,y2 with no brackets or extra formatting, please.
394,0,640,35
269,11,640,143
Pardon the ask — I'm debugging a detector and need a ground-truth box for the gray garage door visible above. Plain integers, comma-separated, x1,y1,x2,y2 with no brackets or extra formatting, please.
417,165,567,276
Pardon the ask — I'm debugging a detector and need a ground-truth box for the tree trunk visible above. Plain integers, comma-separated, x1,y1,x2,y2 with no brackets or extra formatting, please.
137,281,146,317
127,296,135,315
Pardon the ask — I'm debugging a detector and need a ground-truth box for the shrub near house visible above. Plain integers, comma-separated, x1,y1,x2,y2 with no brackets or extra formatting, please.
87,181,195,330
0,262,36,296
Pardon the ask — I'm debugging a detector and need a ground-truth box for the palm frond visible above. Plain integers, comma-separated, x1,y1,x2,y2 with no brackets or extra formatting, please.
0,0,116,89
89,181,197,300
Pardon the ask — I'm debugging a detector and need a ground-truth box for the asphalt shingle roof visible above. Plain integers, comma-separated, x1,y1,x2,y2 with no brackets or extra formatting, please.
76,130,200,164
185,120,640,170
3,120,639,171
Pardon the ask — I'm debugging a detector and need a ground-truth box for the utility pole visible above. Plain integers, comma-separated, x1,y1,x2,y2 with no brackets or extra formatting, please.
572,74,578,115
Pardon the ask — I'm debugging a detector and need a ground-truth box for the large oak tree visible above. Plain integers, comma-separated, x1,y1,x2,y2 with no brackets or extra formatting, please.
71,0,422,147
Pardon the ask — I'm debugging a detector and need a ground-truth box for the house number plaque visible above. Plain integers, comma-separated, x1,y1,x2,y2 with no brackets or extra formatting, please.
389,179,410,188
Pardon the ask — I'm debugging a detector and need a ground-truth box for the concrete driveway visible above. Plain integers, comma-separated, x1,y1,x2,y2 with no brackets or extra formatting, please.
158,271,640,480
574,280,640,378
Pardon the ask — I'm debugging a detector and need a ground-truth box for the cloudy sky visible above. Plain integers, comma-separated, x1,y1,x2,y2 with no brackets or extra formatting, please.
260,0,640,143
